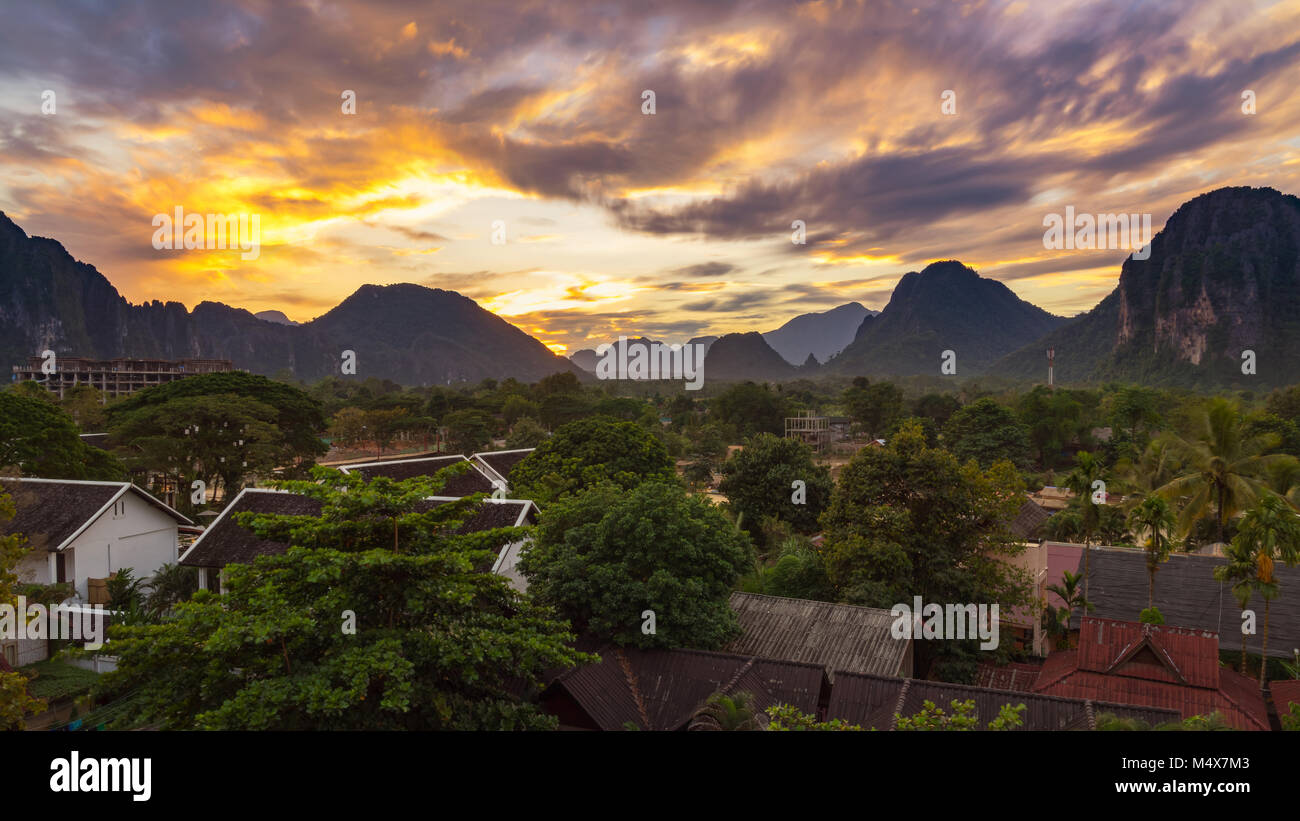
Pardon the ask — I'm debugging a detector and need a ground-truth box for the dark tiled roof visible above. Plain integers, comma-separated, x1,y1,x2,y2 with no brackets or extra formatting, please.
546,647,827,731
725,592,908,678
342,455,496,496
1033,617,1271,730
1009,499,1051,540
473,449,534,486
0,478,189,551
179,489,322,568
1076,546,1300,659
827,671,1182,731
0,479,122,552
427,498,534,534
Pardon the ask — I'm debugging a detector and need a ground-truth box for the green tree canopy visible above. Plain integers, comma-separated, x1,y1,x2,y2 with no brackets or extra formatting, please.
107,371,328,460
820,419,1032,679
519,480,753,649
710,382,788,438
0,389,125,480
718,433,831,534
942,398,1031,468
95,467,588,729
511,415,676,503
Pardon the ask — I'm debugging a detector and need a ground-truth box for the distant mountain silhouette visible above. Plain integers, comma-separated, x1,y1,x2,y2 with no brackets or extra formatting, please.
763,302,875,365
0,213,579,385
701,332,798,381
830,260,1067,377
254,309,299,326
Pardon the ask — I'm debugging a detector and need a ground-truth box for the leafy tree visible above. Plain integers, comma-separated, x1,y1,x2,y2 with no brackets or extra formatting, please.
1156,398,1294,544
820,420,1032,678
710,382,788,437
0,488,47,728
719,434,831,535
1138,606,1165,625
1108,386,1162,443
1017,385,1087,469
682,459,715,489
109,393,284,507
107,372,327,462
1213,538,1259,673
538,393,595,429
1231,494,1300,687
519,480,753,649
328,406,369,449
895,699,1026,731
505,417,548,449
765,703,862,731
688,691,765,731
1044,569,1092,649
942,398,1031,468
511,416,676,504
764,538,835,601
1128,495,1176,608
502,395,540,426
1065,451,1107,601
1282,703,1300,731
60,384,108,431
146,563,199,618
912,393,961,429
96,467,588,729
0,390,126,480
442,409,493,455
843,379,904,438
535,371,583,397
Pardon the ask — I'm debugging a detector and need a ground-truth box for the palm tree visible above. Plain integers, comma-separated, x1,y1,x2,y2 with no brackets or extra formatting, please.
1232,494,1300,688
688,691,765,731
1213,539,1257,674
1127,495,1176,609
1155,398,1290,545
1045,569,1093,649
1065,451,1107,601
1116,436,1184,501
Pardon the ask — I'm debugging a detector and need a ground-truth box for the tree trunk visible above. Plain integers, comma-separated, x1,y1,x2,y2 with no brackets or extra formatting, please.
1148,567,1154,610
1217,484,1225,545
1260,598,1270,689
1241,616,1247,674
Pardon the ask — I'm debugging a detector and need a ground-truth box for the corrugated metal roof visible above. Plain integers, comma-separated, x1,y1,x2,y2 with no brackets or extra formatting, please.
1033,617,1271,730
1075,546,1300,659
826,670,1181,730
725,592,908,678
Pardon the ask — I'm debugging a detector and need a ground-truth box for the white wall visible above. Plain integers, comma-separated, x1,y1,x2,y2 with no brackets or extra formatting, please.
66,491,180,599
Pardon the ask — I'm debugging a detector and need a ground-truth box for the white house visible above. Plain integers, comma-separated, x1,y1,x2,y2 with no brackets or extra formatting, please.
0,478,192,666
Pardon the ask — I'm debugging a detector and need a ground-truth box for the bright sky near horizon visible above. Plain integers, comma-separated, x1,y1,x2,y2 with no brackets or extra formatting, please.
2,0,1300,353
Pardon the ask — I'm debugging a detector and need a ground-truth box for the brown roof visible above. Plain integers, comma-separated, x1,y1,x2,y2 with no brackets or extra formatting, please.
725,592,908,678
1271,679,1300,715
975,661,1046,692
341,455,497,496
1009,499,1051,540
179,489,322,568
1033,617,1271,730
472,449,534,486
0,478,190,552
1078,546,1300,659
827,670,1182,730
545,647,828,731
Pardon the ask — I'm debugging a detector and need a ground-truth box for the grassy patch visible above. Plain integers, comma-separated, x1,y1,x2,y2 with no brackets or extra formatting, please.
18,659,100,701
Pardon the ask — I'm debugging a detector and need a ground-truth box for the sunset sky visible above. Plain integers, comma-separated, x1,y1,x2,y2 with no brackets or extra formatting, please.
2,0,1300,354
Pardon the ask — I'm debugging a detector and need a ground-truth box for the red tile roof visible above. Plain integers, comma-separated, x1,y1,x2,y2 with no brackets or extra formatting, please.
975,661,1045,693
1033,617,1270,730
1271,680,1300,715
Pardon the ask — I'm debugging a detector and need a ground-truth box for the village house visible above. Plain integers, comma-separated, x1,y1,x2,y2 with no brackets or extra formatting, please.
1032,617,1271,730
0,477,191,666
